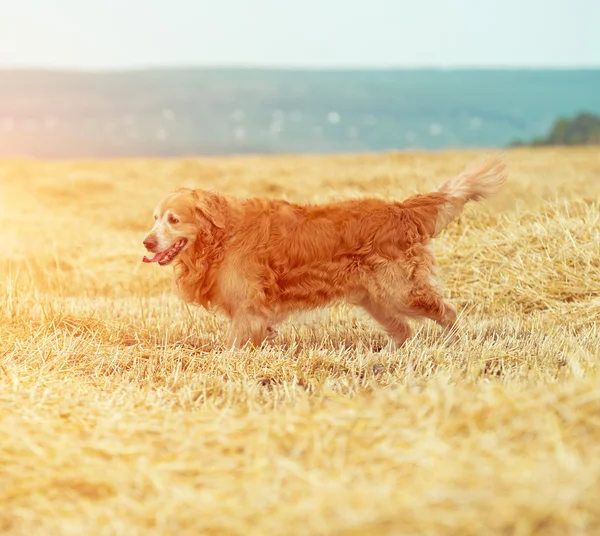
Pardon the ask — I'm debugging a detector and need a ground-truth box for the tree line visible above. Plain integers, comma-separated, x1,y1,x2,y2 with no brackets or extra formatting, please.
511,112,600,147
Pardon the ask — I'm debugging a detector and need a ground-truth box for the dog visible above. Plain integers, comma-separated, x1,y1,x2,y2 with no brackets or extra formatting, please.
142,156,507,349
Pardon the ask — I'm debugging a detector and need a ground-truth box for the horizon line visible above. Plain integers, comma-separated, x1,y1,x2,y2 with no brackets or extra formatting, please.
1,63,600,73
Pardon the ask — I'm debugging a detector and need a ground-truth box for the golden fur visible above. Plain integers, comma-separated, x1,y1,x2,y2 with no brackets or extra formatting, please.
143,156,507,349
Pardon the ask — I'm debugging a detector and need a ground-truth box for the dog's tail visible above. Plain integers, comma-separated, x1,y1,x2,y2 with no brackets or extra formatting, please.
404,156,507,238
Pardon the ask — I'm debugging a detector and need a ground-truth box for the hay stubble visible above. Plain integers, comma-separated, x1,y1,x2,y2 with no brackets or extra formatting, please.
1,148,599,535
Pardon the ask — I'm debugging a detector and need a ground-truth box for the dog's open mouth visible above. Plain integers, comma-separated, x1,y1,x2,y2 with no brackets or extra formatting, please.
143,239,187,266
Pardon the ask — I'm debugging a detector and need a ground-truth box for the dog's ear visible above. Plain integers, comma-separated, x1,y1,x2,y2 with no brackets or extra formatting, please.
194,190,226,229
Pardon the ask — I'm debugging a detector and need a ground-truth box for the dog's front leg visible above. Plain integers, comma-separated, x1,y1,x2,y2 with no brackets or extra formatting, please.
226,311,270,349
265,325,278,342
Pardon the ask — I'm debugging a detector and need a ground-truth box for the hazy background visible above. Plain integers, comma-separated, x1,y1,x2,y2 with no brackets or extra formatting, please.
1,0,599,157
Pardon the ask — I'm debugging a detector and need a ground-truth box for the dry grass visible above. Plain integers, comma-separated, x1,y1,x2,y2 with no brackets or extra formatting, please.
1,147,600,535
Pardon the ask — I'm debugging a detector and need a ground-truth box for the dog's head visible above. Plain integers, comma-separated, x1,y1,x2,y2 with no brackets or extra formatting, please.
142,188,226,266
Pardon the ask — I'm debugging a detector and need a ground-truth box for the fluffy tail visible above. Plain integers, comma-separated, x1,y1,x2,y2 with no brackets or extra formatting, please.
401,156,507,238
425,156,507,236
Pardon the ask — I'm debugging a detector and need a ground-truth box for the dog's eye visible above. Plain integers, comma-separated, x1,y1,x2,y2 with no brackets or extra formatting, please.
153,215,158,221
168,215,179,225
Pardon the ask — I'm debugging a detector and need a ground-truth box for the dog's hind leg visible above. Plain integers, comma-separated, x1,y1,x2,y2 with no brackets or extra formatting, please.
360,297,413,350
366,255,459,345
405,281,459,341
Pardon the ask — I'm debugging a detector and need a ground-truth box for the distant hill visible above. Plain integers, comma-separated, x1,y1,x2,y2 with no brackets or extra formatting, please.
511,112,600,147
1,68,600,158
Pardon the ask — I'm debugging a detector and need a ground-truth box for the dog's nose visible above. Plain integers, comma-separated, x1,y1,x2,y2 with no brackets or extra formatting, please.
143,236,157,251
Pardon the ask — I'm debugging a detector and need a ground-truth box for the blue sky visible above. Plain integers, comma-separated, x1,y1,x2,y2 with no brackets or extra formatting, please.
1,0,599,68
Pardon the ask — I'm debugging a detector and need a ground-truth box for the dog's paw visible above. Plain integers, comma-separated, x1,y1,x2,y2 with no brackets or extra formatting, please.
266,326,279,342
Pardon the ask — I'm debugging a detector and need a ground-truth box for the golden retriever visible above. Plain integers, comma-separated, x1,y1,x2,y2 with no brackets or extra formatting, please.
143,156,507,349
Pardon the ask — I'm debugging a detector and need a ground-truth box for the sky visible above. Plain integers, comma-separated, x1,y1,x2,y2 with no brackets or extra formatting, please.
1,0,599,69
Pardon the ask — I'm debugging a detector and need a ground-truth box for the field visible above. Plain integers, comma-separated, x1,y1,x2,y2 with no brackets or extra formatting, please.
1,148,599,535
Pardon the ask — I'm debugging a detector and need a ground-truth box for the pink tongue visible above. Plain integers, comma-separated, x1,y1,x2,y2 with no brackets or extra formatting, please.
142,251,166,263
